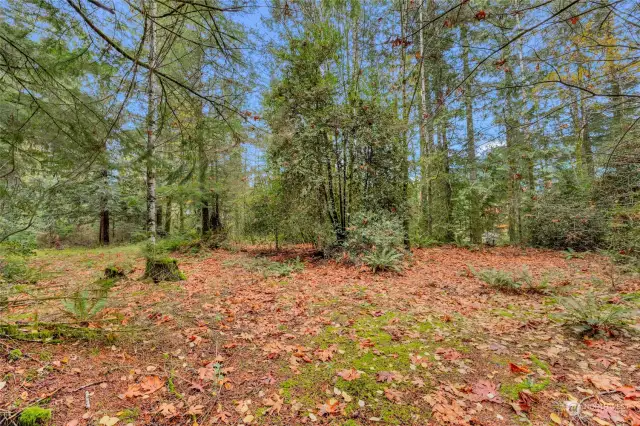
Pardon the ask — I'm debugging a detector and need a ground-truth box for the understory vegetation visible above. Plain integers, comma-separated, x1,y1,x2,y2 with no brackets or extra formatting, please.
1,0,640,424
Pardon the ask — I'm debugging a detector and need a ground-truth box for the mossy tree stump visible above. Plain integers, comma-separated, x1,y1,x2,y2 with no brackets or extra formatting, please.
144,257,184,283
104,265,126,280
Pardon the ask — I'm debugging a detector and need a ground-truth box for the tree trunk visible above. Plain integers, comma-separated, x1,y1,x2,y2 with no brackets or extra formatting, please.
210,193,222,231
419,3,433,237
197,100,210,236
503,48,519,243
164,198,172,235
145,0,158,246
461,24,481,244
400,0,410,248
156,204,163,235
99,168,110,245
99,209,110,245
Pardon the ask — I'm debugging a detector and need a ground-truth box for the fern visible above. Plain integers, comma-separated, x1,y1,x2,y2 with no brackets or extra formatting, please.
61,289,108,322
557,293,633,337
363,247,403,273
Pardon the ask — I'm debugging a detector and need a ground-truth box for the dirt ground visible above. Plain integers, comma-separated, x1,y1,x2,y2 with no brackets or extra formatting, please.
1,245,639,425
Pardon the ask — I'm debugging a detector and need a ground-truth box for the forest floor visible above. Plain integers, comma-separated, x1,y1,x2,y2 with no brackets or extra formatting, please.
1,245,640,426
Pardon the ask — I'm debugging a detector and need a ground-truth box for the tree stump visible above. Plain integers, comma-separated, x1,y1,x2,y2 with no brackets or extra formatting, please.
104,266,126,280
144,257,184,283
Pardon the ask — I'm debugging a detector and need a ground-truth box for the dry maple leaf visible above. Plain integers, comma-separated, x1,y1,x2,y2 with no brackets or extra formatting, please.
471,380,503,403
627,409,640,426
376,371,401,383
141,375,164,394
261,372,277,385
120,383,143,399
436,347,463,361
316,398,340,416
425,390,466,424
585,374,621,391
509,363,531,374
198,366,216,382
516,390,538,413
412,377,426,388
98,416,119,426
315,344,338,362
594,406,625,423
384,387,403,403
618,386,640,400
263,393,284,415
337,369,361,381
235,399,251,414
212,404,231,424
156,402,177,418
358,339,375,349
187,405,204,416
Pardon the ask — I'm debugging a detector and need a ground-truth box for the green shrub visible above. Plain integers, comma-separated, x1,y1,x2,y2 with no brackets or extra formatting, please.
411,234,441,248
528,190,606,251
363,247,403,273
343,211,405,255
0,256,38,284
19,406,51,426
557,293,634,337
608,203,640,266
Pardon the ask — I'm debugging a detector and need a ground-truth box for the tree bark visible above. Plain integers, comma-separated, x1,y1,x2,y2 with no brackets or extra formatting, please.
461,24,481,244
145,0,158,246
99,169,110,245
164,198,172,234
99,209,110,245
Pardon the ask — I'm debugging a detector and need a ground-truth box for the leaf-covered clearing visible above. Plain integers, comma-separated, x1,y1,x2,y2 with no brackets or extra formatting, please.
1,245,639,425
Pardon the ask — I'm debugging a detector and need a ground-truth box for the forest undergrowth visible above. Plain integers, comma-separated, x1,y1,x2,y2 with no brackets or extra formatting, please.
1,244,639,425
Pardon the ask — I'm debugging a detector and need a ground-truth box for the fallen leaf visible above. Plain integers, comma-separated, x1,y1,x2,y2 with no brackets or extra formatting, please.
141,375,164,394
471,380,503,403
263,393,284,415
550,413,562,424
212,404,231,424
594,406,625,423
384,387,403,403
98,416,119,426
376,371,401,383
337,369,361,381
317,398,340,416
585,374,621,391
509,363,531,374
627,409,640,426
157,402,177,418
187,405,204,416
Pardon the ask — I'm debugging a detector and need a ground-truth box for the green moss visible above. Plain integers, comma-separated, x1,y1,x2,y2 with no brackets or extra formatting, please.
104,265,126,279
280,311,439,424
117,408,139,422
501,377,550,400
38,351,52,361
8,348,23,361
18,406,51,425
144,257,184,283
529,355,551,374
